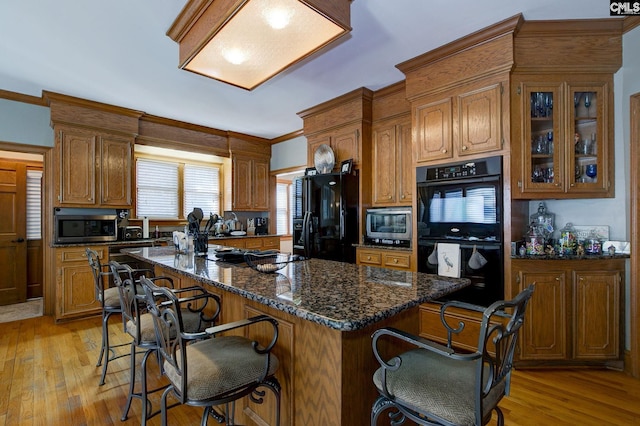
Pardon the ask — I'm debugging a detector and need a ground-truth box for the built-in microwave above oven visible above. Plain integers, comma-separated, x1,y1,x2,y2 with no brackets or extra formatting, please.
54,211,118,243
364,207,412,247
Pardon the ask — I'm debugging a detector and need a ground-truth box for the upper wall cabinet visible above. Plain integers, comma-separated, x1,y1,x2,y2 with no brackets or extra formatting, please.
512,76,613,198
229,134,272,212
372,115,412,206
46,93,142,209
510,19,622,199
398,15,520,164
55,126,134,207
298,87,373,171
413,81,505,162
306,123,361,168
232,155,269,211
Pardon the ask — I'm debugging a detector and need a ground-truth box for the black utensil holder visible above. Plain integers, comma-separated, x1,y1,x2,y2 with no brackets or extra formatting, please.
194,232,208,255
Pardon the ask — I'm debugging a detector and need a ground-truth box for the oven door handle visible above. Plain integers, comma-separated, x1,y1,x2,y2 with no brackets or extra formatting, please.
417,174,500,187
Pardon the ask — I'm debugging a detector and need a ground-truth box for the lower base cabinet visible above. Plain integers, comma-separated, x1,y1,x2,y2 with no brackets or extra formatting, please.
356,247,413,271
55,246,106,321
511,258,624,368
419,302,486,352
210,236,280,251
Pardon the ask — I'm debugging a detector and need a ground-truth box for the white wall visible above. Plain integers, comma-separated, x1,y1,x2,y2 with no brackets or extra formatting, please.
270,135,307,171
0,99,53,146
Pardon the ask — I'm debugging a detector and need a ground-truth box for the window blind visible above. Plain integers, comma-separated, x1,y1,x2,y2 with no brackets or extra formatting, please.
183,164,220,217
26,169,42,240
136,159,179,218
276,182,289,235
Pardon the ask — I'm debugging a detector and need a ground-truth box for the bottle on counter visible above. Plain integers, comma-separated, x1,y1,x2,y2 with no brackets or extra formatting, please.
525,221,545,255
558,222,577,256
154,225,160,239
584,230,603,255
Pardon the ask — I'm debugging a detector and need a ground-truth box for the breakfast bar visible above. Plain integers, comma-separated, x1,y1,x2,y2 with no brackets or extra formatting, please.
123,245,471,425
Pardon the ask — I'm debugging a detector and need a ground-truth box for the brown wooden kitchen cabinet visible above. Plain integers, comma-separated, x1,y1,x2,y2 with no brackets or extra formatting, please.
510,19,621,199
511,258,624,368
299,87,373,171
413,81,505,163
55,245,106,321
305,122,361,169
511,76,614,199
55,125,133,207
356,247,413,271
210,236,280,251
232,155,269,211
419,302,507,356
372,114,412,206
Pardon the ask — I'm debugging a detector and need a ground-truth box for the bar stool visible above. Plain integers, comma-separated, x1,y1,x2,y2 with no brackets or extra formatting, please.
86,248,129,386
109,260,218,425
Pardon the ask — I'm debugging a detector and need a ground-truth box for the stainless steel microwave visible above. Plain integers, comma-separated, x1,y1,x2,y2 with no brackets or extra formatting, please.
54,214,118,243
364,207,412,247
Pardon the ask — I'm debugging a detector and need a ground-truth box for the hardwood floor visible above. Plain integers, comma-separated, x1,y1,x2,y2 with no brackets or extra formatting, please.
1,315,640,425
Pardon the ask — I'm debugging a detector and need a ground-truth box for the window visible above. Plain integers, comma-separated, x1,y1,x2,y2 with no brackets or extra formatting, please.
276,181,290,235
26,169,42,240
136,157,221,219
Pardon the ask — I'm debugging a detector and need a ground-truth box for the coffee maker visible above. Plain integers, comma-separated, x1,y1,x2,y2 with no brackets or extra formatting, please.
255,217,268,235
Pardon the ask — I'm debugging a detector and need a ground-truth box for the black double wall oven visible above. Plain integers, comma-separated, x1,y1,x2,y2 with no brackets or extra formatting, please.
416,156,504,306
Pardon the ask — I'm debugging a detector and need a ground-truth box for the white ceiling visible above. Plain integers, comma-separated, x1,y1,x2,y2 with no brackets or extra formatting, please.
0,1,616,140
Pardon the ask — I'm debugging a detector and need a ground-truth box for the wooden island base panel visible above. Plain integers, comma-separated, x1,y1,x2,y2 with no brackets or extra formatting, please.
122,245,471,425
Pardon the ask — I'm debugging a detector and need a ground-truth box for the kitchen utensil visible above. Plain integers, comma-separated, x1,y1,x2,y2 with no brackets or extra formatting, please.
214,220,228,235
227,212,241,232
193,208,203,222
204,212,215,233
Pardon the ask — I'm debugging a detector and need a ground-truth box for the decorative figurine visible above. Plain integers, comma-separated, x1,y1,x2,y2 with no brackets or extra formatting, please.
576,243,585,257
608,245,616,256
545,245,555,256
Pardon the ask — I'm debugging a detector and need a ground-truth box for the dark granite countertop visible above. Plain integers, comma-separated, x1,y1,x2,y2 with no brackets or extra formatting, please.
52,234,282,248
121,245,471,332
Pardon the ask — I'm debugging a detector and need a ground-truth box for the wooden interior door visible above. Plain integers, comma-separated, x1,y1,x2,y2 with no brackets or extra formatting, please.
0,160,27,305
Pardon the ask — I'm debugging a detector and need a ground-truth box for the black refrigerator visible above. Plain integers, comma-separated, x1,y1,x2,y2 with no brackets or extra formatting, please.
293,172,359,263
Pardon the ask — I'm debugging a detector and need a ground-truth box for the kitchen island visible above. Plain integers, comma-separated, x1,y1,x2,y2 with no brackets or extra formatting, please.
122,246,471,425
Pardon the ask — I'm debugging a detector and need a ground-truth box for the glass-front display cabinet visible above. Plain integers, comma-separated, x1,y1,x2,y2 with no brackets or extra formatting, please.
516,79,611,198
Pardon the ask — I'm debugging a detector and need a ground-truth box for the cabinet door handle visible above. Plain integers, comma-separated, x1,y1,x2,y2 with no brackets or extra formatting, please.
441,149,448,153
367,256,371,260
393,258,398,263
462,145,468,151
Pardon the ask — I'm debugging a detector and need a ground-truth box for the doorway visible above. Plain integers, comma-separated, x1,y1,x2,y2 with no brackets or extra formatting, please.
0,150,44,308
274,169,305,253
